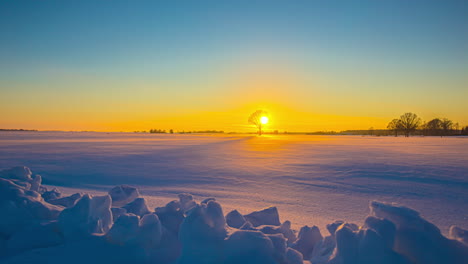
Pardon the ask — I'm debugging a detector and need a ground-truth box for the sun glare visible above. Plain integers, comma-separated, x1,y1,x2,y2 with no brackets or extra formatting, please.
260,116,269,125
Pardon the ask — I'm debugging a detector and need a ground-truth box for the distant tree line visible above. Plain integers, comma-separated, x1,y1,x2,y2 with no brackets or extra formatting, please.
142,129,223,134
387,112,466,137
0,129,38,132
149,129,169,134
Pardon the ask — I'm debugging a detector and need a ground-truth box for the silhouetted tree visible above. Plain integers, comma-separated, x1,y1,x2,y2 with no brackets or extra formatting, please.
461,126,468,135
440,118,453,136
387,119,402,137
248,110,267,135
454,123,460,135
169,129,174,134
399,112,421,137
149,129,166,134
426,118,442,136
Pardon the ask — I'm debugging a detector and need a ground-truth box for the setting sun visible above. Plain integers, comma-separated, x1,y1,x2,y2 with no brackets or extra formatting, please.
260,116,269,125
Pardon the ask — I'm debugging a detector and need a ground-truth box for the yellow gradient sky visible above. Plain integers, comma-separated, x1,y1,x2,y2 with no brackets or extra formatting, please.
1,1,467,132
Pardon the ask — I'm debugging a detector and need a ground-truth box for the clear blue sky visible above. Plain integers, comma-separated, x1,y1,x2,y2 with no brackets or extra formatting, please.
1,0,467,131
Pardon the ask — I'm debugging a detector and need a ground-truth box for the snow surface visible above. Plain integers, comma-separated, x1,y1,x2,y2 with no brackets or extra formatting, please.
0,165,467,263
0,132,468,262
0,132,466,233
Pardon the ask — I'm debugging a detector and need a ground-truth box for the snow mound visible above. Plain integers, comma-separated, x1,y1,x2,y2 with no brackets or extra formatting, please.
292,225,323,259
108,185,139,207
0,175,61,237
0,166,33,181
122,197,151,217
244,206,281,227
1,166,467,264
450,226,468,245
58,194,112,238
155,200,185,234
369,201,468,264
226,209,246,228
48,193,83,208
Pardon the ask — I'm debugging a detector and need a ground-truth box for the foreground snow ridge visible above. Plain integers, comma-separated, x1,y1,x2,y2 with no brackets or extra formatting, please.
0,167,467,264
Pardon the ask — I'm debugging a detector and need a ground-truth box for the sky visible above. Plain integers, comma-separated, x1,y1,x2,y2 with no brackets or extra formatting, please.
1,0,467,132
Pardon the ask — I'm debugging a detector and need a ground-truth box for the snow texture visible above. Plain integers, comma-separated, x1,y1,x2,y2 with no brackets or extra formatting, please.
1,133,467,233
0,166,467,263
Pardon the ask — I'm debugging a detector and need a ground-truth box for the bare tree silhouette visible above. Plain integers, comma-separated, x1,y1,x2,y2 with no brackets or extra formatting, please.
425,118,442,136
248,110,268,135
387,119,402,137
440,118,453,136
399,112,421,137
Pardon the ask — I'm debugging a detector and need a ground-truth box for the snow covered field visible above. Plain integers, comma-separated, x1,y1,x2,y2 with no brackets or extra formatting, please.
0,132,467,263
1,132,466,231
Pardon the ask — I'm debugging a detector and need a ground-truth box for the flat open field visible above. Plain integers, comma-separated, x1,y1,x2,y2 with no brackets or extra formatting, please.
1,132,467,232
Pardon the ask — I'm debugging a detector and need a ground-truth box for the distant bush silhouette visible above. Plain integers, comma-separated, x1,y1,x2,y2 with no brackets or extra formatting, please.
149,129,166,134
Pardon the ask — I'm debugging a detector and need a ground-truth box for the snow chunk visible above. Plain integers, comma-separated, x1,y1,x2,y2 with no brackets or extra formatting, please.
267,233,288,263
178,193,197,212
0,166,32,181
155,200,185,234
286,247,304,264
240,221,257,231
111,207,127,222
48,193,83,208
329,223,359,263
135,213,163,249
244,206,281,227
364,216,396,248
258,221,297,243
224,230,276,264
201,197,216,204
450,226,468,245
310,235,336,264
42,188,62,201
29,174,41,192
329,222,409,264
178,201,226,263
6,221,63,254
108,185,139,207
0,178,61,236
226,209,246,228
106,213,140,245
370,201,468,264
58,194,112,238
327,220,358,236
123,197,150,217
279,221,297,243
292,225,323,259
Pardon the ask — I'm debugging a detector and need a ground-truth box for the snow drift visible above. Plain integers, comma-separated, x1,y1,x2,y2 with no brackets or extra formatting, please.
0,166,467,264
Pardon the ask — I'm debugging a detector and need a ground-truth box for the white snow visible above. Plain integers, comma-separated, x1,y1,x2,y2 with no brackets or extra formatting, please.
58,194,112,238
245,206,281,227
108,185,140,207
292,225,323,259
122,197,151,217
0,132,467,263
226,209,246,228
